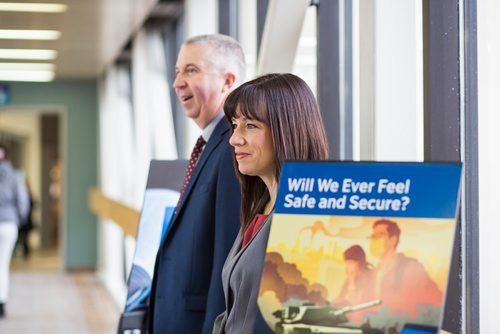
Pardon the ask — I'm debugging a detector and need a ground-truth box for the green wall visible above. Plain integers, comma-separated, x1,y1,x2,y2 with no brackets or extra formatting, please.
7,80,98,269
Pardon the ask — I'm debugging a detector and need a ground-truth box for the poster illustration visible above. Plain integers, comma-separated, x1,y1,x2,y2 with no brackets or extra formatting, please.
258,162,462,334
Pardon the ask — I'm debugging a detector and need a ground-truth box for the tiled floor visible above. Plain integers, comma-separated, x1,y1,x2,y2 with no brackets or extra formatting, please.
0,250,120,334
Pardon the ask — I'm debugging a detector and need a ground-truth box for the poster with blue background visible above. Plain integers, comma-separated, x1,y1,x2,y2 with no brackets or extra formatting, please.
118,160,187,332
258,162,462,334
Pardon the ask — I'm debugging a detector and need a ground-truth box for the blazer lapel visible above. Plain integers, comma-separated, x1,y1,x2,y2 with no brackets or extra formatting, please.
221,230,243,307
235,214,272,256
224,213,274,283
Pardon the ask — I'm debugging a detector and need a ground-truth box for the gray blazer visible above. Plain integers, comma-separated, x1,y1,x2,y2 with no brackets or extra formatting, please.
213,213,273,334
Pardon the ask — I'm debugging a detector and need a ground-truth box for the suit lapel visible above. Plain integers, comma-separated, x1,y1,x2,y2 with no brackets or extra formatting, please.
177,119,228,209
163,119,230,240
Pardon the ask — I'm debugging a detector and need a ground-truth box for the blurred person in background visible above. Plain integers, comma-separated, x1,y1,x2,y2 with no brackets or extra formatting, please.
0,144,29,318
15,179,34,259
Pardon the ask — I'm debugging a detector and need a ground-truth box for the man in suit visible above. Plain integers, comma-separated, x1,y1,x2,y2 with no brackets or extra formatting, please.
149,34,245,333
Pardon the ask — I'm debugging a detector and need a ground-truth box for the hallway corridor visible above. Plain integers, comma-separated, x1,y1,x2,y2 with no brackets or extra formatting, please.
0,250,120,333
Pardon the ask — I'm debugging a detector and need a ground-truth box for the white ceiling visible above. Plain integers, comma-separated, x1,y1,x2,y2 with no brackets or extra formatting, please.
0,0,163,79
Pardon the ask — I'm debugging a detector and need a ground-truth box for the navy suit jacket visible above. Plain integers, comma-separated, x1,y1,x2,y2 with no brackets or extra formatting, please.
149,118,241,334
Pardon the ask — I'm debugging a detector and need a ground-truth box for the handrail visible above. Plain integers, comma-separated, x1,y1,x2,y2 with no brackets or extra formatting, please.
88,187,140,238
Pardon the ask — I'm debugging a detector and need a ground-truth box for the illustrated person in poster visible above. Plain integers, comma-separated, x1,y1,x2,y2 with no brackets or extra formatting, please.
369,219,442,317
335,245,375,306
212,73,329,334
148,34,245,333
332,245,376,324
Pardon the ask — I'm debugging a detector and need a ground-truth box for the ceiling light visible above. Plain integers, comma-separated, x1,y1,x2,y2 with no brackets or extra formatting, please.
0,70,55,82
0,49,57,60
0,62,55,71
0,3,67,13
0,29,61,40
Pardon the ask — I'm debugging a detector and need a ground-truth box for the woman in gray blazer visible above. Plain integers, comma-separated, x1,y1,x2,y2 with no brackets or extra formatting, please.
213,73,329,334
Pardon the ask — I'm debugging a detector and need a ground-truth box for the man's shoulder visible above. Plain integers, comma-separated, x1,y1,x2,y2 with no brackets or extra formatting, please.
203,118,230,145
395,253,419,265
386,253,427,290
395,253,428,275
209,120,232,151
215,117,231,135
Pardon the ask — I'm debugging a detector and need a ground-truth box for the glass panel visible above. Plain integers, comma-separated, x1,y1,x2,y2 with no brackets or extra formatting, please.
292,5,317,96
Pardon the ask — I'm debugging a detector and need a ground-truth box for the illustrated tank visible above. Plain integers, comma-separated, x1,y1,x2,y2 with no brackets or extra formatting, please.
273,299,382,334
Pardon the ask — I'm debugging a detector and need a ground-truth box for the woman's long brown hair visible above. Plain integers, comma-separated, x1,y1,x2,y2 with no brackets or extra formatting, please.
224,73,329,230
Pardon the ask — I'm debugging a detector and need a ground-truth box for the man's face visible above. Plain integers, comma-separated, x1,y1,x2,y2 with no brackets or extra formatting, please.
173,44,230,129
369,224,397,259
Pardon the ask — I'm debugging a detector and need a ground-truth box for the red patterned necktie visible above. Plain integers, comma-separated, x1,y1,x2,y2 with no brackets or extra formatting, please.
177,135,206,207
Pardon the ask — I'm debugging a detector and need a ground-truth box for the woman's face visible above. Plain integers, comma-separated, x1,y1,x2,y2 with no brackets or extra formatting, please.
229,108,275,183
344,259,361,280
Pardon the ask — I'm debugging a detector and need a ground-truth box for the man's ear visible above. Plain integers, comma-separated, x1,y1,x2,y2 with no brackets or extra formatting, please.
222,72,237,93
